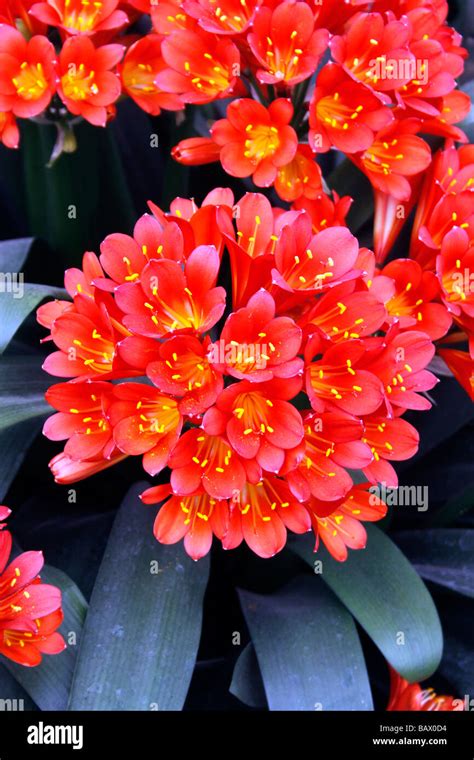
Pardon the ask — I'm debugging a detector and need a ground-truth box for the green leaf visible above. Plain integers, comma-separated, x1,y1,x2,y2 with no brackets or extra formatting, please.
0,283,66,354
429,485,474,527
0,664,38,711
21,120,136,268
292,527,443,682
2,566,87,711
0,418,43,502
230,643,267,709
238,575,373,710
395,530,474,598
0,356,50,431
68,483,210,710
0,237,34,273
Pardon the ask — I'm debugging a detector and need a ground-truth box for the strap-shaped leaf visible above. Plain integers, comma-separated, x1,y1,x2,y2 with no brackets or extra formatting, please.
292,527,443,682
238,575,373,710
395,530,474,598
2,566,87,711
68,483,210,710
0,283,66,354
230,643,267,709
0,418,43,501
0,356,50,431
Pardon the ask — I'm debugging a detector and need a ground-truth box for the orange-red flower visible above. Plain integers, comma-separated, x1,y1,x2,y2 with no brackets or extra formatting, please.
379,258,452,340
30,0,128,35
0,26,56,118
307,484,388,562
309,63,393,154
57,36,124,126
183,0,260,35
274,144,323,203
141,484,229,561
211,289,303,382
211,98,298,186
248,0,328,86
282,410,373,503
0,508,65,666
331,11,415,94
353,120,432,201
120,35,184,116
172,136,221,166
0,110,19,148
202,376,304,473
114,245,226,338
110,382,183,475
387,666,464,711
158,28,241,104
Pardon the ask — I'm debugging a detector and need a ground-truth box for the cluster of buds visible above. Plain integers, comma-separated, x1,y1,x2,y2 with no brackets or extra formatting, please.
0,506,65,666
38,187,445,562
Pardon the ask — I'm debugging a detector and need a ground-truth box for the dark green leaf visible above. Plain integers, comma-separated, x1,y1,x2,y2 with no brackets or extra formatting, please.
3,566,87,711
229,643,267,709
68,483,210,710
0,418,42,502
238,575,373,710
395,530,474,598
0,356,50,430
0,283,66,354
291,527,443,682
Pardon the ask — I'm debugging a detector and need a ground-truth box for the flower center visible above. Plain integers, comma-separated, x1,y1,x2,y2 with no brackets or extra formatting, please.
12,61,47,101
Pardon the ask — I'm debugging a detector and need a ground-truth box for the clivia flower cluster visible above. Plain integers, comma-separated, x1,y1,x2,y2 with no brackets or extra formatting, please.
0,506,65,666
38,186,444,562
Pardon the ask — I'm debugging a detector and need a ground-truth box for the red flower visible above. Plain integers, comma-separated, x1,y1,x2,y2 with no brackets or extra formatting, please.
49,449,127,484
309,63,393,154
97,211,188,290
115,245,226,338
120,35,184,116
168,428,248,500
331,11,415,94
283,410,373,503
183,0,260,35
158,28,241,104
0,110,19,148
30,0,128,36
274,144,323,203
248,0,328,86
292,192,353,232
304,282,388,343
437,227,474,322
438,348,474,401
141,484,229,561
363,328,438,411
353,120,432,201
271,218,361,295
362,413,420,487
307,484,388,562
211,98,298,187
223,475,310,558
147,334,223,417
172,136,221,166
202,376,304,473
0,26,56,118
306,338,384,416
0,509,65,666
211,289,303,382
43,380,115,462
109,382,183,475
387,666,464,711
57,37,124,127
380,258,452,340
